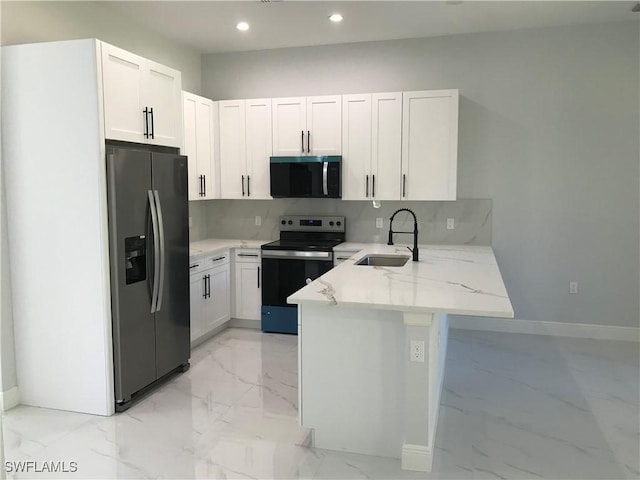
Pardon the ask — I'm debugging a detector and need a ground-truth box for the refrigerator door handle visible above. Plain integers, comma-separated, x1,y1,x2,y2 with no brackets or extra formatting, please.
153,190,166,312
148,190,161,313
322,161,329,196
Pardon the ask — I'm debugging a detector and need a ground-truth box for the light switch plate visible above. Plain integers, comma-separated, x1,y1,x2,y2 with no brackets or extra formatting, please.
376,217,384,229
446,218,455,230
255,216,262,226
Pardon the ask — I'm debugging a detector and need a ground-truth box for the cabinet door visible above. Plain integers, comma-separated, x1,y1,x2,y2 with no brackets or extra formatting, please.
272,97,306,156
190,273,204,343
182,92,200,200
101,43,145,143
401,90,458,201
245,99,273,199
183,93,216,200
197,99,217,199
307,95,342,155
144,60,182,147
372,92,402,201
234,262,261,321
202,265,231,333
219,100,247,199
342,94,372,200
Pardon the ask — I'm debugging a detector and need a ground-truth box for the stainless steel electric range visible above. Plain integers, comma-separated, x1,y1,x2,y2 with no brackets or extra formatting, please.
261,216,345,334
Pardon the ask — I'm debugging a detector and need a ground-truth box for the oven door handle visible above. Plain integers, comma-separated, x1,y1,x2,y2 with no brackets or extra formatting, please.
262,250,333,261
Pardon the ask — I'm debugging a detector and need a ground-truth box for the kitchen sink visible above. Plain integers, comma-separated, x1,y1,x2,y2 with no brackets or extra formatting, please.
355,254,410,267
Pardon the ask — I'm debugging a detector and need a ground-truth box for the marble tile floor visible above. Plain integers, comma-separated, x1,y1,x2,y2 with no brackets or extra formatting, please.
2,327,638,479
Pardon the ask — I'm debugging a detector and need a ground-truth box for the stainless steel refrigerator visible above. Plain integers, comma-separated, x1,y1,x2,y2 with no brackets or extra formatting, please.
106,141,190,411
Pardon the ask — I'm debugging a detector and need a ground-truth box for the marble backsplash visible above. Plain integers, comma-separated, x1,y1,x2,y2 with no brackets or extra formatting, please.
189,198,492,245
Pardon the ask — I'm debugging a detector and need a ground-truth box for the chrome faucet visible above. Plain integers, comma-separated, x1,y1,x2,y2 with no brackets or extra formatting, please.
387,208,419,262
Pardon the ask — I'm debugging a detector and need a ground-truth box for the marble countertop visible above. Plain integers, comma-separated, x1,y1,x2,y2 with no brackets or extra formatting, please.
288,244,514,318
189,238,269,260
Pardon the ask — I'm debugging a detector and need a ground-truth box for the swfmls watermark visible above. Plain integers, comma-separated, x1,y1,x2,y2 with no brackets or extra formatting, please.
5,461,78,474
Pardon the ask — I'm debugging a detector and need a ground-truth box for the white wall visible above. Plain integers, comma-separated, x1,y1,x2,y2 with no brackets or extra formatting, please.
202,21,640,328
0,1,201,93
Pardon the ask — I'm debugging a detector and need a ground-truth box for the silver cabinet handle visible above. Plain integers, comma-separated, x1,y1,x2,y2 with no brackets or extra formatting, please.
307,130,311,153
211,256,226,262
148,190,160,313
372,174,375,198
153,190,165,312
301,130,304,153
322,161,328,196
403,174,406,198
242,175,245,196
247,175,251,197
365,175,369,198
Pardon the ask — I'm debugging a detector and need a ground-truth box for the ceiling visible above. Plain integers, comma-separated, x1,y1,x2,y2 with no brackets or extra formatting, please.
101,1,639,55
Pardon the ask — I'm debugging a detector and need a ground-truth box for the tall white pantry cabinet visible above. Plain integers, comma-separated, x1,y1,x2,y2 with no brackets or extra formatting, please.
2,39,182,416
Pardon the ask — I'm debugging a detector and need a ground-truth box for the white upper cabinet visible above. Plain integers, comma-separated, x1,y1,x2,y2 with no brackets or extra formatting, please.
342,92,402,200
146,62,182,147
272,97,306,156
372,92,403,200
219,99,272,199
342,94,372,200
101,45,145,143
101,42,182,148
401,90,458,201
306,95,342,155
272,95,342,156
219,100,246,198
245,98,273,199
182,92,217,200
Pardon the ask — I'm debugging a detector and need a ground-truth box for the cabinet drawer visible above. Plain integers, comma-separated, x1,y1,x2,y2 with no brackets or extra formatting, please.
334,251,357,263
235,249,261,262
189,258,205,275
204,251,230,268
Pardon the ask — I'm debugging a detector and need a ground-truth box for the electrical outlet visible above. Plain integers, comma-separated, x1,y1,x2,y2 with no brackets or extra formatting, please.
569,281,578,294
255,215,262,226
376,217,384,229
410,340,425,363
446,218,455,230
188,217,193,228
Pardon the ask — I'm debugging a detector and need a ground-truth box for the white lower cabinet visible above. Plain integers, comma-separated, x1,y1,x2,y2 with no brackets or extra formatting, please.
190,252,231,345
234,249,262,324
333,249,358,267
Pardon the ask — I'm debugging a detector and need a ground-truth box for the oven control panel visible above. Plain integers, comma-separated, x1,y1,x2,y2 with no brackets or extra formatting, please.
279,216,345,233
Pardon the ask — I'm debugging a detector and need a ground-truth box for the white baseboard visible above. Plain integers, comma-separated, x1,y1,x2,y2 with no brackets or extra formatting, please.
401,443,433,472
229,318,260,329
0,386,19,412
450,317,640,342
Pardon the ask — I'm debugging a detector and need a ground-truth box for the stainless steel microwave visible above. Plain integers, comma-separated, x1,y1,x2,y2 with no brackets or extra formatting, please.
270,156,341,198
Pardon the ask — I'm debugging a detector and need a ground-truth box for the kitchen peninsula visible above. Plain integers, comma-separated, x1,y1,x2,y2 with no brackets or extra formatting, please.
288,244,514,472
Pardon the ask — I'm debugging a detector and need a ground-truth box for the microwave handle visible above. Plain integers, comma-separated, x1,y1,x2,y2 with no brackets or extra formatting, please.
322,161,328,196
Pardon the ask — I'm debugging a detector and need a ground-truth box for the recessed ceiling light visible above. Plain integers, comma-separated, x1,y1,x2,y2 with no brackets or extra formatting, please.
236,21,250,31
329,13,343,23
